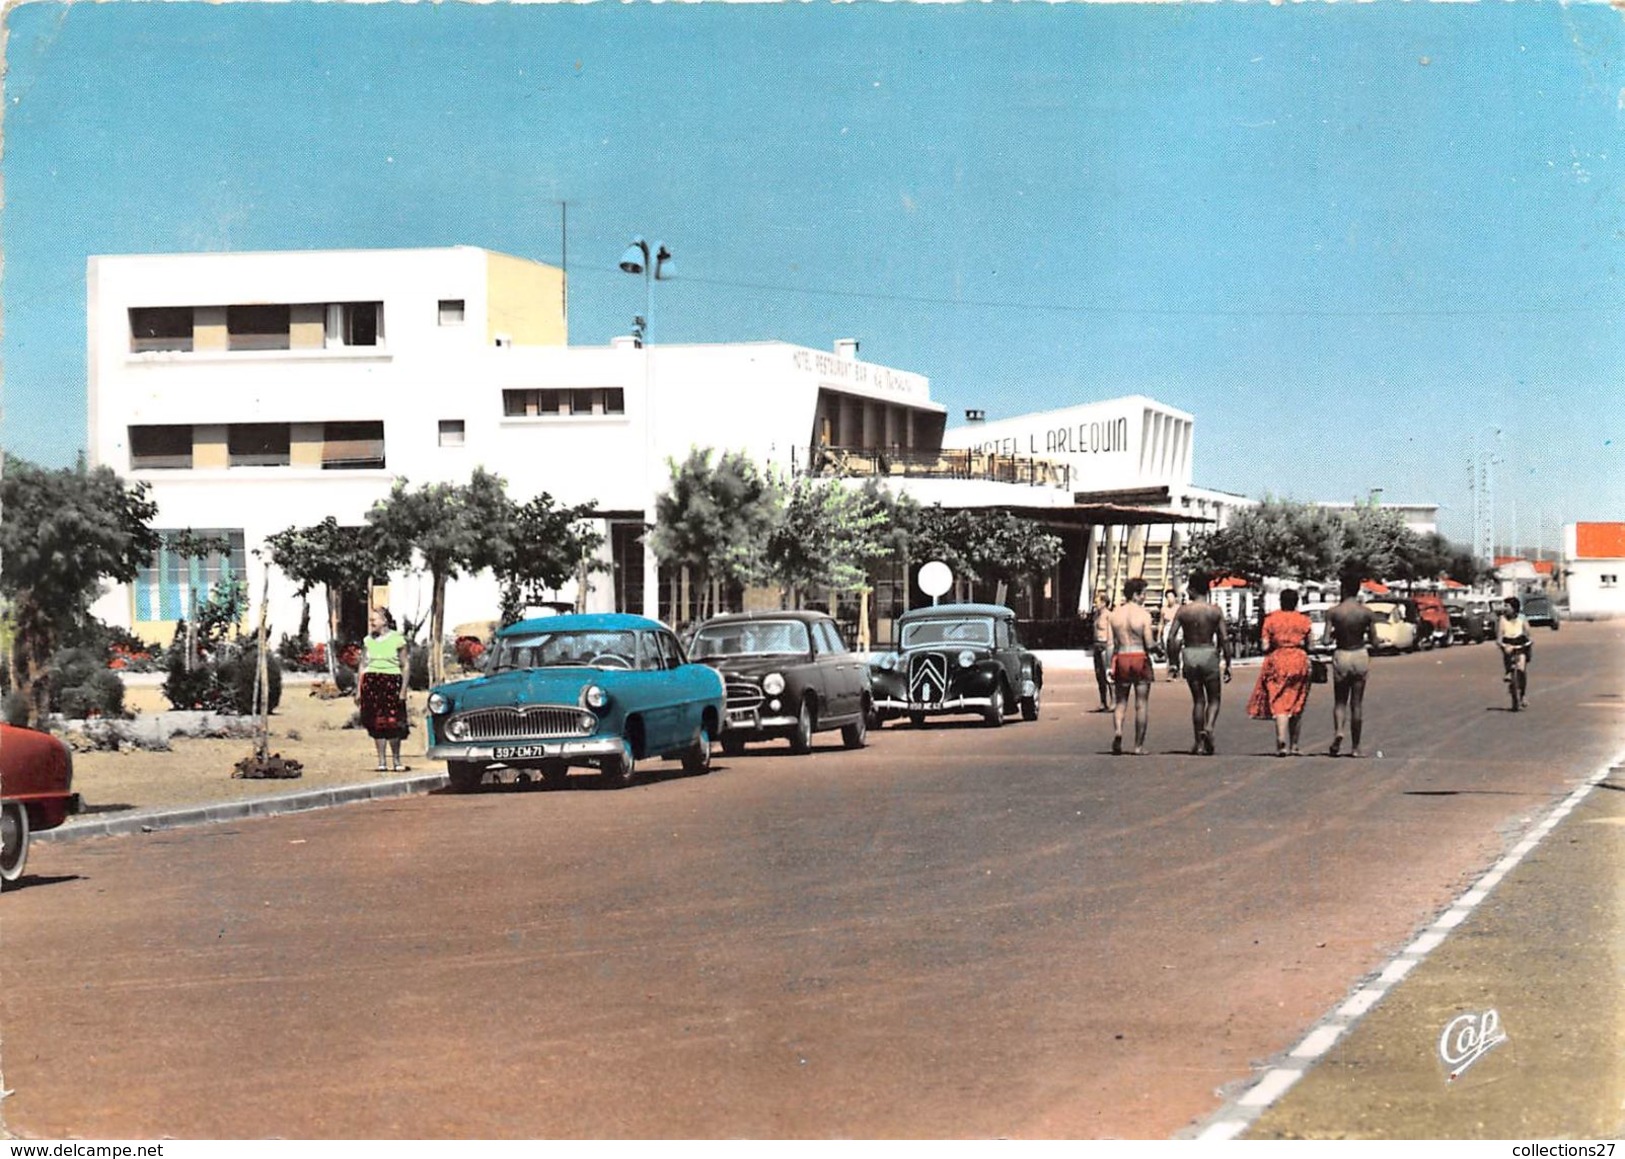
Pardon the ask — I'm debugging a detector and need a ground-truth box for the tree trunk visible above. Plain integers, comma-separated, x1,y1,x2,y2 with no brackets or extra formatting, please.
254,567,271,760
428,570,448,688
325,586,340,682
9,592,53,729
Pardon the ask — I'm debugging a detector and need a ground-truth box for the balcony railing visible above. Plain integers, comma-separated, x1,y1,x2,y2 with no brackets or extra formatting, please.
804,445,1072,488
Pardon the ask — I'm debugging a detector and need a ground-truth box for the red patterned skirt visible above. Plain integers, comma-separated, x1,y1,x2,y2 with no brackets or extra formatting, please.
360,672,409,739
1247,647,1311,719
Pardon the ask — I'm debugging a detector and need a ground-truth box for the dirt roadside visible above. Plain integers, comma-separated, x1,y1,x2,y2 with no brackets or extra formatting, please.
1240,763,1625,1139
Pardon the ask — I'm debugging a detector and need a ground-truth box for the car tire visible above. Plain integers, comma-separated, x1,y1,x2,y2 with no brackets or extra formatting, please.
446,761,485,794
721,734,746,757
841,701,869,749
1020,685,1040,722
600,739,638,788
788,698,815,754
984,683,1006,727
683,722,713,775
539,760,571,789
1,801,30,884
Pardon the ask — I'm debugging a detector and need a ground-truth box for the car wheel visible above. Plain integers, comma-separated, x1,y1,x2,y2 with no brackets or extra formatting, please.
683,721,713,775
1021,684,1040,722
721,734,746,757
0,801,30,884
600,739,638,788
446,761,485,794
539,760,571,789
788,698,815,754
841,700,869,749
984,683,1006,727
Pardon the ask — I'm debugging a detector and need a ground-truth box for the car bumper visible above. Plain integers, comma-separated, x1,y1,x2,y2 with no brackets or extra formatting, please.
426,737,625,763
721,706,798,733
874,695,996,713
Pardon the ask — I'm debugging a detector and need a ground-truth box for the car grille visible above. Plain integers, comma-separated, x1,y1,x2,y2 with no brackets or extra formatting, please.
908,652,949,704
724,679,765,710
452,705,593,741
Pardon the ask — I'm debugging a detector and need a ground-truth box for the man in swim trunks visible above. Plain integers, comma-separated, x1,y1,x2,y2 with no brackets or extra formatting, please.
1090,592,1115,713
1164,571,1233,755
1322,573,1381,757
1108,577,1155,755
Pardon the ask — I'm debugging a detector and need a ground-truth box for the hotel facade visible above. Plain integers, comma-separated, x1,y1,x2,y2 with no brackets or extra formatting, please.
86,246,1242,649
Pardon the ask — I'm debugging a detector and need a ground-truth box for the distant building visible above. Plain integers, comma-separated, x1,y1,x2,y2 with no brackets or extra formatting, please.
1564,523,1625,618
942,397,1252,605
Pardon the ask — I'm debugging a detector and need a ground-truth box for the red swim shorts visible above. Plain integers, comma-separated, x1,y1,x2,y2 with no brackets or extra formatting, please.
1111,651,1153,686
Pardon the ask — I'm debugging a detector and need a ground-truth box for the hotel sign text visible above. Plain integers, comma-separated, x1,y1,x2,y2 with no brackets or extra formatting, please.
968,416,1130,458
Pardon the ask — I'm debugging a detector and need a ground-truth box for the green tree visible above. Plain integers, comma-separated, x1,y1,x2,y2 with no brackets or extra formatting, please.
495,493,605,625
0,458,160,727
1182,499,1344,586
649,449,780,623
367,468,514,687
766,477,895,607
895,504,1063,604
265,517,395,680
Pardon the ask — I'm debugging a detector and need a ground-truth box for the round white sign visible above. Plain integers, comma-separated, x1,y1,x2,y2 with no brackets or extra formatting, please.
918,560,953,598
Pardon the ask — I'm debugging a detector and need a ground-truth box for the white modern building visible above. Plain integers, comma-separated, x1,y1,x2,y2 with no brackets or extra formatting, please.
87,246,1109,648
943,398,1253,604
1564,522,1625,618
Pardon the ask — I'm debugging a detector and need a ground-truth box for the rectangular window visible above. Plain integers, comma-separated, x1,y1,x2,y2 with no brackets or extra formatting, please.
129,307,194,353
503,388,625,417
438,420,465,448
439,299,465,325
322,421,385,470
228,423,291,467
135,529,246,622
343,302,380,347
1602,574,1618,588
129,424,194,470
227,304,291,351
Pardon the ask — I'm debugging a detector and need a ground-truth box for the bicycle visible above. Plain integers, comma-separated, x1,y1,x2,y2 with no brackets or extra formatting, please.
1501,638,1532,711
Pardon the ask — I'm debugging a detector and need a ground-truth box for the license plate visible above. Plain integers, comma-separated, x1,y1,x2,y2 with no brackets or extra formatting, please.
494,744,549,760
726,707,756,725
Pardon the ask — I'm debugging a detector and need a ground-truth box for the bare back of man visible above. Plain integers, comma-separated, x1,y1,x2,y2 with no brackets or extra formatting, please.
1323,596,1379,757
1108,590,1155,755
1167,599,1231,754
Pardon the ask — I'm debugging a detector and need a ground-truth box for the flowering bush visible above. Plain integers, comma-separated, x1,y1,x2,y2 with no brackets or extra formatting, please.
454,635,486,669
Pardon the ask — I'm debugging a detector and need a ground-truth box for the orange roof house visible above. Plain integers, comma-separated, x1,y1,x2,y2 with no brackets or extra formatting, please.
1575,522,1625,559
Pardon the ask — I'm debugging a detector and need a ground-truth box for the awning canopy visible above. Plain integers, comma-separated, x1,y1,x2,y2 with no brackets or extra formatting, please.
996,502,1214,527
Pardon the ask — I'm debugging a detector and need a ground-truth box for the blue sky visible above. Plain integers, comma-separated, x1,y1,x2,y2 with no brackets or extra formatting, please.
4,1,1621,551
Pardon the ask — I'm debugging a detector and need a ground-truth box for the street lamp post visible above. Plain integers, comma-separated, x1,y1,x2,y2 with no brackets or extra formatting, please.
618,235,672,346
619,235,672,620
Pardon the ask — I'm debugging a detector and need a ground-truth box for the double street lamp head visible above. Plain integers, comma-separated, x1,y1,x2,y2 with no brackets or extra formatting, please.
619,235,673,280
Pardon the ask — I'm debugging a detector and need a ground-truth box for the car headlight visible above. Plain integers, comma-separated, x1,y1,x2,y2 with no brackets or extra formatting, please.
762,673,786,695
957,650,976,668
427,692,449,714
584,685,608,709
878,653,899,671
446,717,470,741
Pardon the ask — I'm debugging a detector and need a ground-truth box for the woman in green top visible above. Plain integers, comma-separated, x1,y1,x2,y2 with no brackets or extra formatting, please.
357,607,410,771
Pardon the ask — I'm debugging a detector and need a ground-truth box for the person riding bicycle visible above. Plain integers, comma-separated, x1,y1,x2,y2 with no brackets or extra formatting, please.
1497,596,1533,703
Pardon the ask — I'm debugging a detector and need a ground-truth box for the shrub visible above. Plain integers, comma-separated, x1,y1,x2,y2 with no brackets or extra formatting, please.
217,648,284,715
334,664,357,695
48,647,127,719
408,646,430,691
3,694,29,728
162,651,232,712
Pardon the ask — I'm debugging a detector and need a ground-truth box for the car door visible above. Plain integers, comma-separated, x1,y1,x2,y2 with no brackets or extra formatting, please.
814,619,863,721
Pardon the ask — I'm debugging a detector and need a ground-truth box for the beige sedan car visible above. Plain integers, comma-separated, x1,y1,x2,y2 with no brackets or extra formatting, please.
1365,600,1419,653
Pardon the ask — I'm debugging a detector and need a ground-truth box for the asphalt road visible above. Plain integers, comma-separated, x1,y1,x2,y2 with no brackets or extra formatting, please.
4,622,1621,1139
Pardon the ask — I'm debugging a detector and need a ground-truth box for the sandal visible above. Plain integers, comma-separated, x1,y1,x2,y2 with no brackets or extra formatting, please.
392,763,411,773
375,763,388,772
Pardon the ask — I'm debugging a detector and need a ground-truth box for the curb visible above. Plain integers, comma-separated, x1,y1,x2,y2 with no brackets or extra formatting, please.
33,772,450,844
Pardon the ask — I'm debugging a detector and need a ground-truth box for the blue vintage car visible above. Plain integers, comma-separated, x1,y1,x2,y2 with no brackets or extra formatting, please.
425,613,725,791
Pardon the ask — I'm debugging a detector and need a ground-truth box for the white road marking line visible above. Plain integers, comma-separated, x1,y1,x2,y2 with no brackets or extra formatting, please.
1191,749,1625,1140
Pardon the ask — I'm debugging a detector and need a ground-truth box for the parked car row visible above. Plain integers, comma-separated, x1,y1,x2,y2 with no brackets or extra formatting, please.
424,603,1044,791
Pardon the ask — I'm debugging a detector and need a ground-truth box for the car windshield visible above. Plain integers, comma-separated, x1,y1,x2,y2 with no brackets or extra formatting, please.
901,618,994,648
487,630,639,672
689,620,811,659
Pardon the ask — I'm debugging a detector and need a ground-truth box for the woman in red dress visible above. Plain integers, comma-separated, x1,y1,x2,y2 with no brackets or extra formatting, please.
1247,587,1314,756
